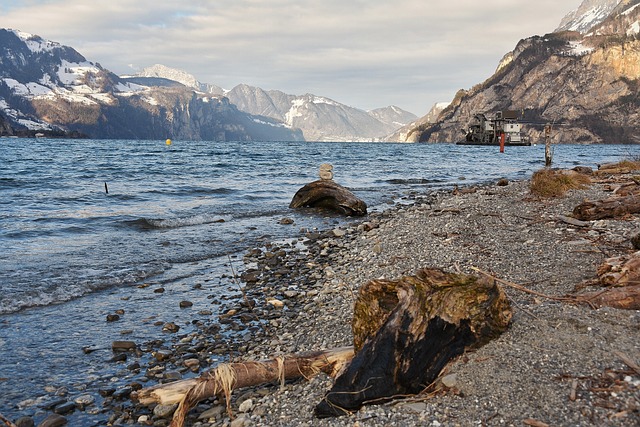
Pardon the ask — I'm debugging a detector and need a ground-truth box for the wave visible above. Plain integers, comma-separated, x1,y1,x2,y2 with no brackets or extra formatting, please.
385,178,445,185
0,263,167,315
124,214,227,230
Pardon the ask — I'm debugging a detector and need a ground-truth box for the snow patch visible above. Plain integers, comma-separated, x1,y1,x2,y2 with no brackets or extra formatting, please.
312,96,339,106
57,60,101,86
623,4,640,16
14,30,59,54
628,21,640,36
285,99,305,125
568,41,594,56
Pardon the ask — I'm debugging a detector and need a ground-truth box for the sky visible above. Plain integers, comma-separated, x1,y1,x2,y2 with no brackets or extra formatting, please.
0,0,585,116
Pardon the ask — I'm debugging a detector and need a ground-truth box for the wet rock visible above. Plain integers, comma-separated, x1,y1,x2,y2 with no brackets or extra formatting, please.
15,416,35,427
497,178,509,186
111,340,137,352
106,314,120,322
109,353,127,363
162,323,180,333
153,350,172,361
37,414,67,427
53,401,76,415
74,394,95,409
279,217,295,225
98,388,116,397
112,386,132,400
154,287,165,293
163,371,182,381
179,300,193,308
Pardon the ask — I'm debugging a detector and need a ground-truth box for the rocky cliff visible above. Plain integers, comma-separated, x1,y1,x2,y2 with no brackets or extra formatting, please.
397,0,640,144
0,30,303,141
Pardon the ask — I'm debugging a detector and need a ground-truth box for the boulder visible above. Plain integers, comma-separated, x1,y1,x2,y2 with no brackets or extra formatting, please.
289,180,367,216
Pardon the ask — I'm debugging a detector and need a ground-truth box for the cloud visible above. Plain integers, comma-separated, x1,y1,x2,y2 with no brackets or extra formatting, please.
0,0,584,115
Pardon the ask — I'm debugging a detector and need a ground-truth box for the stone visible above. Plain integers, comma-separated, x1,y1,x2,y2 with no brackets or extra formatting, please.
230,416,249,427
332,228,346,237
197,405,225,420
279,217,295,225
319,163,334,180
111,341,136,352
37,414,67,427
15,417,35,427
153,403,178,419
162,322,180,333
179,300,193,308
267,298,285,309
289,179,367,216
53,401,76,415
440,373,458,388
403,402,427,413
497,178,509,186
154,350,172,361
184,358,200,369
106,314,120,322
74,394,95,408
112,386,132,400
238,398,254,413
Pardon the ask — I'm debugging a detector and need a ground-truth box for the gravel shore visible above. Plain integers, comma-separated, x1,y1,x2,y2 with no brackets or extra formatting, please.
153,173,638,427
19,172,638,427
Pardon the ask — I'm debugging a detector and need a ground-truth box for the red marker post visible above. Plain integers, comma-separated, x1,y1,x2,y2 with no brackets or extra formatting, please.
499,132,505,153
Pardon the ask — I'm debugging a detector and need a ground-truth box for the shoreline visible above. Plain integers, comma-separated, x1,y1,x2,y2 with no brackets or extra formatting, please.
6,171,640,426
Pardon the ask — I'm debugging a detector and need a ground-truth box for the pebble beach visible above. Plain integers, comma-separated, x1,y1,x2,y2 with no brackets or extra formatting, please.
8,170,640,427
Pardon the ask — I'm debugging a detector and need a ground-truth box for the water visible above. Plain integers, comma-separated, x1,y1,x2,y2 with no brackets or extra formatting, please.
0,138,635,424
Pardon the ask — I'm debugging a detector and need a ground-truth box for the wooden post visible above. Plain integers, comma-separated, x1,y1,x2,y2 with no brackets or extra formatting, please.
544,124,552,167
500,132,505,153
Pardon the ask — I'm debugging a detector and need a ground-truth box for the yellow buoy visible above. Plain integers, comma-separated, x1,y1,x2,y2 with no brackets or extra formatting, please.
166,139,172,145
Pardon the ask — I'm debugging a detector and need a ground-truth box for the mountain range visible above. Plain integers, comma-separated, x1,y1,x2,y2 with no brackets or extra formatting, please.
0,36,416,141
1,0,637,144
393,0,640,144
128,64,417,142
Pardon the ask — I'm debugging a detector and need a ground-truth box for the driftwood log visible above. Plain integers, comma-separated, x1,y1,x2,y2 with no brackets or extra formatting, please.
573,183,640,220
134,347,354,427
315,268,512,417
574,251,640,310
289,180,367,216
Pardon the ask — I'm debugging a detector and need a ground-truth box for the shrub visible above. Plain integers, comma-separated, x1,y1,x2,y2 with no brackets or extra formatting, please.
530,168,591,198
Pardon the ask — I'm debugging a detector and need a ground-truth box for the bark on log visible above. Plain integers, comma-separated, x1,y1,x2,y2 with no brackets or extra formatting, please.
573,193,640,220
134,347,354,427
289,180,367,216
573,251,640,310
315,268,512,418
575,285,640,310
596,251,640,288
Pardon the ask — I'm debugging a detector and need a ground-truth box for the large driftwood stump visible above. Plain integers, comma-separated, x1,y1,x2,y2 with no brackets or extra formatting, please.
315,268,512,418
289,180,367,216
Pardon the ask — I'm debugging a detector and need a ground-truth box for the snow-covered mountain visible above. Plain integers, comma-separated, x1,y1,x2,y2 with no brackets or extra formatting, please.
133,64,224,95
0,29,302,140
133,67,417,141
555,0,622,33
397,0,640,144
